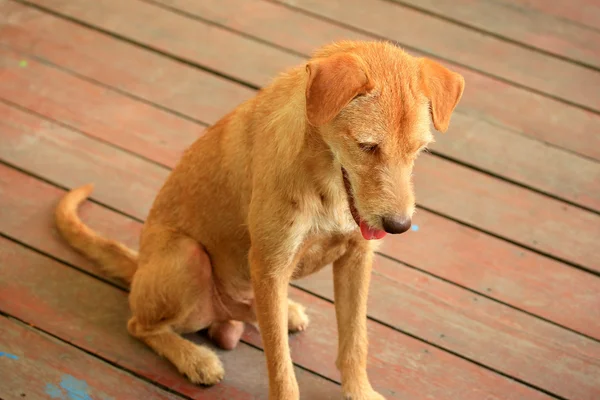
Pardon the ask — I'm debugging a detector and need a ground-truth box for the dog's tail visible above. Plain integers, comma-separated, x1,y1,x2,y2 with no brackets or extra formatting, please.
55,184,138,284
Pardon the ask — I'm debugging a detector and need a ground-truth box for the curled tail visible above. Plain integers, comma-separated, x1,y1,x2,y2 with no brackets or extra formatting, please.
55,184,138,284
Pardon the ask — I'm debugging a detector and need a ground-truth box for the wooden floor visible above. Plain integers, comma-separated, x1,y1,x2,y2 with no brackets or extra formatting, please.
1,0,599,399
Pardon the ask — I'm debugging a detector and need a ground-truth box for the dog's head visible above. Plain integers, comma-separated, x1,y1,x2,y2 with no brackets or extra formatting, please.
305,41,464,240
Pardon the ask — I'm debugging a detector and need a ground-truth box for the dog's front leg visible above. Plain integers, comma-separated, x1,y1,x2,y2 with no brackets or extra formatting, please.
333,239,385,400
249,246,299,400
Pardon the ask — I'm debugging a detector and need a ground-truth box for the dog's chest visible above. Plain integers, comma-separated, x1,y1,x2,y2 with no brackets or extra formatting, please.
293,233,352,280
305,190,356,236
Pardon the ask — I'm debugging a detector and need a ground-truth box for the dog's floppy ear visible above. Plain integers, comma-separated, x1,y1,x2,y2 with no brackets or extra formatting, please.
419,58,465,133
305,53,373,126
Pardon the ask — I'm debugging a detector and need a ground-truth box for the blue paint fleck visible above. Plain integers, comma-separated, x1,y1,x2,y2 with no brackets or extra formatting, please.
45,375,93,400
46,383,64,399
0,351,18,360
411,224,419,232
60,375,93,400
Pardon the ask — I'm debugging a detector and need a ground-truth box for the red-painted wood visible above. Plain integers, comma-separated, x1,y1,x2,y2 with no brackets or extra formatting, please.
0,80,169,219
0,220,552,399
1,62,597,270
157,0,600,160
268,0,600,110
24,0,600,111
0,0,600,159
2,3,598,210
2,147,599,398
2,81,599,327
296,263,600,400
20,0,301,86
391,0,600,68
1,1,598,398
0,317,184,400
0,0,255,125
379,211,600,339
2,155,599,347
516,0,600,31
1,162,598,399
0,237,341,400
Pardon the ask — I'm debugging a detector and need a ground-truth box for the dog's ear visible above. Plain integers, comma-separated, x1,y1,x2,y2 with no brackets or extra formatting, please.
305,53,373,126
419,58,465,133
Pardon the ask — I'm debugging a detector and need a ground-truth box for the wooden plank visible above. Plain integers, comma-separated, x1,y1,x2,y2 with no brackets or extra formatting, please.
0,316,184,400
0,237,341,400
269,0,600,111
189,0,600,159
13,0,600,163
2,64,600,341
379,210,600,340
516,0,600,31
17,0,301,86
2,134,599,399
149,0,600,160
389,0,600,69
2,3,599,211
2,163,599,400
23,0,600,111
0,186,554,400
0,90,169,219
296,263,600,400
2,68,595,312
1,53,598,271
0,30,201,168
2,152,599,350
0,0,255,125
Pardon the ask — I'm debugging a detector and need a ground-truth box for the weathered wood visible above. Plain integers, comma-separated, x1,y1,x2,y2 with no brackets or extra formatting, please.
389,0,600,69
0,237,341,400
514,0,600,31
269,0,600,111
2,86,600,330
160,0,600,159
3,144,600,398
2,157,599,347
8,0,600,161
379,210,600,339
23,0,600,111
0,218,552,399
1,163,598,399
1,65,598,270
0,83,169,219
1,1,598,398
17,0,301,85
0,0,255,125
2,3,599,210
0,316,184,400
296,262,600,400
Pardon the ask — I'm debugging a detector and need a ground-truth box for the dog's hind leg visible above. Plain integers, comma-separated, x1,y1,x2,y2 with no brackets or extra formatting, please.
127,229,224,385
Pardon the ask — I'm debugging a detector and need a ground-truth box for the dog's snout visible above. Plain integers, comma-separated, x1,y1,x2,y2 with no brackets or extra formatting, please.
381,215,412,234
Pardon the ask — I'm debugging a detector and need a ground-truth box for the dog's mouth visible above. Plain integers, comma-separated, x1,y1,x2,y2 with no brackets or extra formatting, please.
341,167,387,241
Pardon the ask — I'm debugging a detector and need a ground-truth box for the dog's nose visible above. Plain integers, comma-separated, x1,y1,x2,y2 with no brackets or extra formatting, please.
381,215,412,234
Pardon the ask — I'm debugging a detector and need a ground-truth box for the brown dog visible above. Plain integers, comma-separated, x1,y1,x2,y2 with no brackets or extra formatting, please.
55,40,464,399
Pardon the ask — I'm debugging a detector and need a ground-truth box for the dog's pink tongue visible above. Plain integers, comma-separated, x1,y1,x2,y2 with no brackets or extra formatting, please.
359,221,387,240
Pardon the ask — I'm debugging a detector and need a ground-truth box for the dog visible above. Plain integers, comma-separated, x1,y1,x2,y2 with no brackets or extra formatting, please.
55,40,464,399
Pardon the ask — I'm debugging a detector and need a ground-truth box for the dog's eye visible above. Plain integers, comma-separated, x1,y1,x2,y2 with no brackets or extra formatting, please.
358,142,378,153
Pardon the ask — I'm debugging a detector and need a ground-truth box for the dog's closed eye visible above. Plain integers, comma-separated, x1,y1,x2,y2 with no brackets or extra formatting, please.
358,142,379,153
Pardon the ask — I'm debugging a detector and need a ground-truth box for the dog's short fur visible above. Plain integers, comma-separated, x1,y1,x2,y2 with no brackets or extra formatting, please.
55,41,464,399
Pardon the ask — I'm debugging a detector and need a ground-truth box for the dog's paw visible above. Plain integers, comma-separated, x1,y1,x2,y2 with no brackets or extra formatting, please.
288,299,309,332
179,345,224,386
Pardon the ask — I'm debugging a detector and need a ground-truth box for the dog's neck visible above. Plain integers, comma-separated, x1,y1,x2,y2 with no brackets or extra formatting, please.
241,67,355,234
